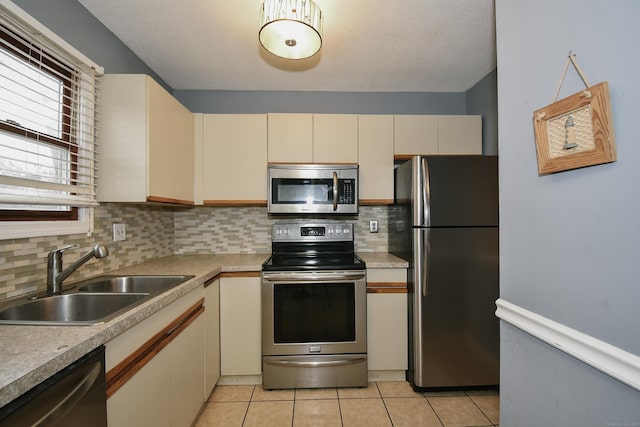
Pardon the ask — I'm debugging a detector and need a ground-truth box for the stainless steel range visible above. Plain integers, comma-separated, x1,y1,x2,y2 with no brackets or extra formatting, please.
261,221,367,389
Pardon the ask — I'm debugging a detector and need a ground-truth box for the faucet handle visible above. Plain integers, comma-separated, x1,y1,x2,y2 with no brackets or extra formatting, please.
48,244,77,258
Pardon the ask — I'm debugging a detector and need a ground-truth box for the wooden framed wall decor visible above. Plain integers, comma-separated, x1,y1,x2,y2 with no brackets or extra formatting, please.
533,54,616,175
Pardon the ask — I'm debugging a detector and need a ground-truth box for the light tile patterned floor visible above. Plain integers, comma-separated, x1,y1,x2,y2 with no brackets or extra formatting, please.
195,381,499,427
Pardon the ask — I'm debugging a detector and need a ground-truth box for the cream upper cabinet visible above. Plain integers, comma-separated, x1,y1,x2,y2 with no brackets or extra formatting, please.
267,113,313,163
394,115,482,156
267,113,358,164
394,115,438,156
313,114,358,163
202,114,267,205
358,115,394,204
97,74,194,205
437,115,482,154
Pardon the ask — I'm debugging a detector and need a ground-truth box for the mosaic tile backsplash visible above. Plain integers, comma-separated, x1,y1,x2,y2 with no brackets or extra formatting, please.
0,203,175,301
173,205,389,255
1,204,389,301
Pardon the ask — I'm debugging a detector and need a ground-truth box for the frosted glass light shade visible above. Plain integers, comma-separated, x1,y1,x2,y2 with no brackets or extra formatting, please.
259,0,323,60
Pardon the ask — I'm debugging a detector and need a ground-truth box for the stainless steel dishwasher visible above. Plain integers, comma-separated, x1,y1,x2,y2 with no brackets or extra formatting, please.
0,346,107,427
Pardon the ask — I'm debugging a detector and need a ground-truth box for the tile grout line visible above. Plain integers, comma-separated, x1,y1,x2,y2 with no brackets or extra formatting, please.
376,382,398,426
422,393,446,427
465,391,497,426
240,385,256,427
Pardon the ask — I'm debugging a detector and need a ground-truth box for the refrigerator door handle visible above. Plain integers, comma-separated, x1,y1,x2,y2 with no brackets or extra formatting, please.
422,229,430,297
415,229,430,298
417,156,431,227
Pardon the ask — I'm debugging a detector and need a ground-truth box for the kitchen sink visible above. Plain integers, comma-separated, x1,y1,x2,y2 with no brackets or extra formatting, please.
0,275,194,326
75,275,194,295
0,293,149,326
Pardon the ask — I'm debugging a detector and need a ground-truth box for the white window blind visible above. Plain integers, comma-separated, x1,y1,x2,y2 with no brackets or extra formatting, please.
0,5,100,208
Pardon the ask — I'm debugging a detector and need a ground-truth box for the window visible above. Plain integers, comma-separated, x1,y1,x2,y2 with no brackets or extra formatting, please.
0,6,100,228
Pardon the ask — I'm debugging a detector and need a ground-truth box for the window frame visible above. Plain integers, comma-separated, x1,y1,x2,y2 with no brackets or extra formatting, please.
0,22,79,220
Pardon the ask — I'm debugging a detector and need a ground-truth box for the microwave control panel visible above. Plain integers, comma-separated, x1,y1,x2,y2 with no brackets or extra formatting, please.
339,180,356,204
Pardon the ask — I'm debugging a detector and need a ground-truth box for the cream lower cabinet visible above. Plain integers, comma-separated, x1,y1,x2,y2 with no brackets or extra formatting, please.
366,269,408,371
202,114,267,205
358,115,394,204
106,287,205,427
204,277,220,397
97,74,194,204
219,275,262,378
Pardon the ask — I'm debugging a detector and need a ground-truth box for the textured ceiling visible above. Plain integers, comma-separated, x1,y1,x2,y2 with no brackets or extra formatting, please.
78,0,496,93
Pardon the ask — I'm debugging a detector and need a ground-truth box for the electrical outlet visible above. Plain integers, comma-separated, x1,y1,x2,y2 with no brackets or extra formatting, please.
113,223,126,241
369,220,379,233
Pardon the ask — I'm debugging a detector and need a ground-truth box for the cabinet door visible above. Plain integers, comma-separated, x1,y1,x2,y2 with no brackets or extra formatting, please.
204,278,220,397
147,77,195,204
170,314,205,427
366,268,408,371
394,115,438,156
97,74,194,204
97,74,147,202
202,114,267,204
107,344,172,427
367,293,408,370
267,113,313,163
437,115,482,154
313,114,358,163
220,276,262,376
358,115,394,203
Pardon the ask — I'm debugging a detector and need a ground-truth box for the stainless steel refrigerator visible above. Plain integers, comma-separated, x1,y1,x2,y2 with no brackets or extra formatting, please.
389,155,499,390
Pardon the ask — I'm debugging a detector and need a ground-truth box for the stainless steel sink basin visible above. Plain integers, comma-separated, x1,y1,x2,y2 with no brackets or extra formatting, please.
0,275,194,326
0,293,149,326
75,275,194,295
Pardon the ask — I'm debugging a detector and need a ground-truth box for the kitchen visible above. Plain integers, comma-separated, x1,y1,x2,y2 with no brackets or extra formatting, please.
1,1,639,426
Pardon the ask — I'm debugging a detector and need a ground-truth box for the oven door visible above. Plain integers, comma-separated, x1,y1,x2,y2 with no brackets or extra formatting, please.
261,270,367,356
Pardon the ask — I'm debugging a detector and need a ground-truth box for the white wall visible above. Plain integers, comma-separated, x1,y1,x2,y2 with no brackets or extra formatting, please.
496,0,640,425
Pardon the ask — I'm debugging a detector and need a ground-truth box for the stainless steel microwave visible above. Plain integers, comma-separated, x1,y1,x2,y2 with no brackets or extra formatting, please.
267,164,358,214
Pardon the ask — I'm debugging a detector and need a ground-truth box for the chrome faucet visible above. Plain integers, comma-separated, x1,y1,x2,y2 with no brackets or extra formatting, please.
46,244,109,295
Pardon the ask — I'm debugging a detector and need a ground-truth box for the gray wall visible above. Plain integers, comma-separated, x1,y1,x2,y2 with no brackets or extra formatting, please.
496,0,640,425
466,69,498,155
12,0,171,92
173,90,466,115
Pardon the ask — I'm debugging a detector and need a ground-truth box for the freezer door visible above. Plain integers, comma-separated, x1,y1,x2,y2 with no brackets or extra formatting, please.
396,156,498,228
409,227,499,389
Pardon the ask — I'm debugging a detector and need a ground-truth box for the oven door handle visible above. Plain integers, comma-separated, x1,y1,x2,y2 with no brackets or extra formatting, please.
264,357,367,368
262,272,365,282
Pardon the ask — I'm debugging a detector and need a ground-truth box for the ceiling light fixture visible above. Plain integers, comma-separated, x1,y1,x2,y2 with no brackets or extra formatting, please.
259,0,323,60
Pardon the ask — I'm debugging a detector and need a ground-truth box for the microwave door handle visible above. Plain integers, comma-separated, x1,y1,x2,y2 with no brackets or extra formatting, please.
332,171,338,211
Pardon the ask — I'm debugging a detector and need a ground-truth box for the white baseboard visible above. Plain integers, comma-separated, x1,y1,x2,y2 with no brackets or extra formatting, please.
495,298,640,391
